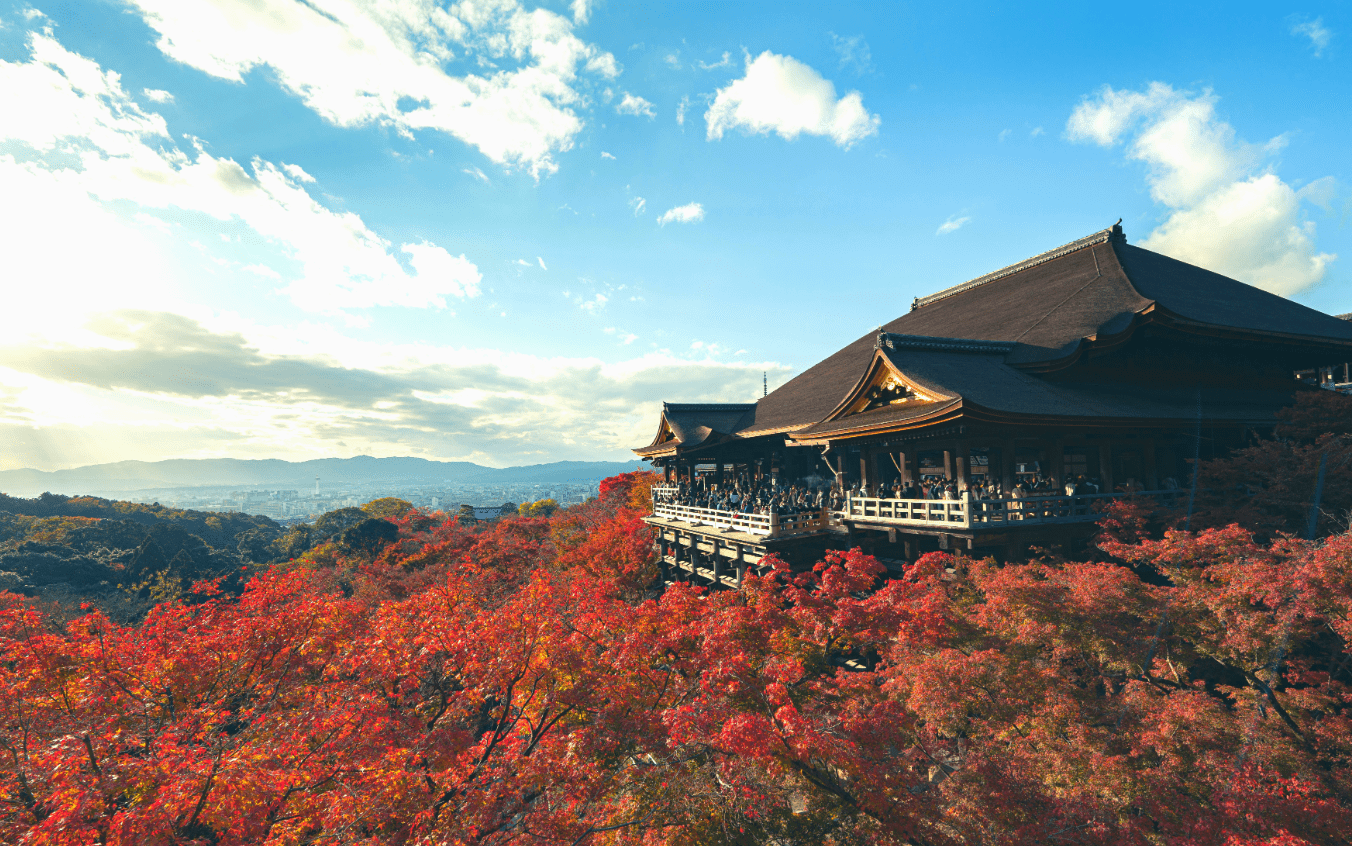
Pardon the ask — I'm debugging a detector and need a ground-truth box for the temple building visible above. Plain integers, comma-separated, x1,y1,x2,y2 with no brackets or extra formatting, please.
636,223,1352,585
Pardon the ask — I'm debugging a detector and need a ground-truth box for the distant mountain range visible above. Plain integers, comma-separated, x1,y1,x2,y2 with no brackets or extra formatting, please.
0,456,649,497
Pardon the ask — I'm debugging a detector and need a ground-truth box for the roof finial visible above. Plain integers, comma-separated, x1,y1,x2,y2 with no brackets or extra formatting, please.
1110,218,1125,242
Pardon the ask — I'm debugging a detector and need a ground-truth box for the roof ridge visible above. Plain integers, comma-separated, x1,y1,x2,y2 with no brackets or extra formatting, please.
911,222,1125,311
663,402,756,411
876,331,1015,354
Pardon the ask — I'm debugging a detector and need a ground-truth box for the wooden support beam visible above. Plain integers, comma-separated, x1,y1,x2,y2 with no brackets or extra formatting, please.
955,439,970,489
943,449,954,480
1143,440,1159,490
1050,436,1065,488
1001,442,1014,491
1099,444,1114,492
899,450,913,485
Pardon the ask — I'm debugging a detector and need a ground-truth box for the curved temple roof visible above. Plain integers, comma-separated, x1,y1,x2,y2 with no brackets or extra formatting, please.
637,223,1352,455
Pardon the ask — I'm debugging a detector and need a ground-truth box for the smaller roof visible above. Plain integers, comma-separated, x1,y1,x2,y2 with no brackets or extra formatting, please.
633,402,756,458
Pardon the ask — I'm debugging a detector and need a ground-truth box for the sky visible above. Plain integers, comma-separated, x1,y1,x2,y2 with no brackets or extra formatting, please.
0,1,1349,471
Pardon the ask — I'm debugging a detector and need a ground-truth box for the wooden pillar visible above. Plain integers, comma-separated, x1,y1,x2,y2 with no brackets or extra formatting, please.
715,462,725,486
1049,437,1065,488
954,439,970,489
712,548,724,587
943,449,954,480
1143,440,1158,490
899,450,913,484
1001,442,1014,490
868,449,881,496
1099,444,1114,492
859,452,870,492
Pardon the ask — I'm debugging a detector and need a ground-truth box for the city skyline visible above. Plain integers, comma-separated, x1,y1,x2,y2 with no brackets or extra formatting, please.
1,1,1347,471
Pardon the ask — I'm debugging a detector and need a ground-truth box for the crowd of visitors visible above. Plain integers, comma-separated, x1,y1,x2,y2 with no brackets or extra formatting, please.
654,472,1160,517
652,476,832,518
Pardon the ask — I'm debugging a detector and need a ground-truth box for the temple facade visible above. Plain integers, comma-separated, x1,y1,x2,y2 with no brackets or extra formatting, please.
636,223,1352,583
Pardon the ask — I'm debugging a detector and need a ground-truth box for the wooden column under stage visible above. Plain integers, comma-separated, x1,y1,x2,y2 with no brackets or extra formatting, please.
1050,437,1065,487
954,439,969,489
1099,444,1114,492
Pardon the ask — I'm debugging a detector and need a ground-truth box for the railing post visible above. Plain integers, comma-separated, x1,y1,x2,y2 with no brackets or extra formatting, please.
769,511,780,538
962,490,972,527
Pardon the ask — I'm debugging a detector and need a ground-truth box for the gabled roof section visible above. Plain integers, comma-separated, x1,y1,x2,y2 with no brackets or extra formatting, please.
741,224,1146,436
911,226,1121,309
633,402,756,458
1114,244,1352,343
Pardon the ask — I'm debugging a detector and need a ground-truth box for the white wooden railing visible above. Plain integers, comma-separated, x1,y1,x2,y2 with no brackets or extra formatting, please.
845,490,1179,529
649,501,828,538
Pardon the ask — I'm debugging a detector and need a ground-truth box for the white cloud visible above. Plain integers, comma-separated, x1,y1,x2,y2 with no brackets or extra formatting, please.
514,258,531,267
122,0,621,178
657,202,703,226
537,256,547,270
463,166,490,183
1067,82,1334,296
936,215,970,235
697,52,731,71
142,87,174,103
997,128,1010,142
0,30,482,327
705,51,880,148
616,91,655,118
828,33,872,74
664,52,681,70
676,94,689,125
1030,126,1044,137
0,311,788,469
579,292,607,312
600,150,615,159
570,0,591,25
1291,17,1332,56
630,196,646,216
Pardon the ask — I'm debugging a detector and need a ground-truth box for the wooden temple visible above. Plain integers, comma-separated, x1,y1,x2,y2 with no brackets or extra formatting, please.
636,223,1352,582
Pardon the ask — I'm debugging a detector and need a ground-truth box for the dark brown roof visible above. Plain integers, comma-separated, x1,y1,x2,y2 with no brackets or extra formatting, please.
634,402,756,457
737,223,1352,438
794,345,1295,439
1116,244,1352,342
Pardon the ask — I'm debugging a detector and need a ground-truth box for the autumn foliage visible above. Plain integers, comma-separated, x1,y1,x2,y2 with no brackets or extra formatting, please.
2,461,1352,845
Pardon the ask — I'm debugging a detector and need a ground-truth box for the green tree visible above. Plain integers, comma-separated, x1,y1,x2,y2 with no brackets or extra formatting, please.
361,497,415,521
518,499,558,518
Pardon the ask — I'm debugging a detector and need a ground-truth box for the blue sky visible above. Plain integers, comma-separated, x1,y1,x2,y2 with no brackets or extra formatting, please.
0,1,1348,470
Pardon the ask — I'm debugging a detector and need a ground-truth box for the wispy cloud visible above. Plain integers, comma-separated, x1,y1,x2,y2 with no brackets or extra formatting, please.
697,51,731,70
600,151,616,159
537,257,547,270
676,94,690,126
141,87,173,103
118,0,621,177
463,166,490,183
579,292,608,312
936,215,970,235
1290,16,1332,56
630,196,646,216
616,92,656,119
657,202,704,226
828,33,872,74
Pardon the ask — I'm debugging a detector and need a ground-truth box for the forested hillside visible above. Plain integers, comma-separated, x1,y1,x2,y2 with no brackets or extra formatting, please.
1,397,1351,844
